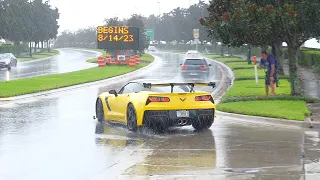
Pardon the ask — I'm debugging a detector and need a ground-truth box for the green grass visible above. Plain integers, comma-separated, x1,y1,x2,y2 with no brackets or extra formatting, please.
217,100,311,121
210,56,243,62
141,53,154,62
0,63,150,98
18,50,60,61
204,54,221,59
204,53,311,121
233,68,265,77
223,80,291,98
225,61,253,69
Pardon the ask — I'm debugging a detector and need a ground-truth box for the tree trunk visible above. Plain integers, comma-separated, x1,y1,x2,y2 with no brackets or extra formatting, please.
34,42,38,54
47,40,51,52
228,46,233,56
41,41,44,49
287,44,301,96
220,44,224,57
29,41,32,57
272,41,284,75
247,45,252,64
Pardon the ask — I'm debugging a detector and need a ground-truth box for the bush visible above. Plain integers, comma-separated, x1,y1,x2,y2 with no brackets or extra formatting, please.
283,47,320,69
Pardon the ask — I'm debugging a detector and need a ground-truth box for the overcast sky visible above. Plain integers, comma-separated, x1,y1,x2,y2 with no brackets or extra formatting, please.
50,0,209,33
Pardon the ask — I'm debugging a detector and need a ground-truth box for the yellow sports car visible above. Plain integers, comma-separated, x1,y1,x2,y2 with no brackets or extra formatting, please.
95,79,216,131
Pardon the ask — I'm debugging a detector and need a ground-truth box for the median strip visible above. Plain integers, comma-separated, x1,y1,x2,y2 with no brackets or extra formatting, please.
0,53,154,98
204,54,313,121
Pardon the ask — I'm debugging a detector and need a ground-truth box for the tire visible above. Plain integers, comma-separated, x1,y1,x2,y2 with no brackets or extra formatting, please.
126,103,138,132
7,64,11,71
95,98,105,122
192,118,213,131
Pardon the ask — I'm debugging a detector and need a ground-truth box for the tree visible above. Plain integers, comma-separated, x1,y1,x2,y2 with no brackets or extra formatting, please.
203,0,320,96
127,14,149,54
104,17,123,26
0,0,59,55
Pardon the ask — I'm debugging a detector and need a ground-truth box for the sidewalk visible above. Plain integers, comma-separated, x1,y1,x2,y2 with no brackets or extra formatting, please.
283,60,320,124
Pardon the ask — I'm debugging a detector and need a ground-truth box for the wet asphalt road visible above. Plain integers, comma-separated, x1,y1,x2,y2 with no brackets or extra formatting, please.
0,48,98,81
0,52,319,180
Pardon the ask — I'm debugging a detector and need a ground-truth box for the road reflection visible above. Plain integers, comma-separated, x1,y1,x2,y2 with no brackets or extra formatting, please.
95,122,217,176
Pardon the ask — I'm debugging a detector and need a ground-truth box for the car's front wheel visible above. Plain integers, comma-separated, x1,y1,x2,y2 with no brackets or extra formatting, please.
126,103,138,132
95,98,105,122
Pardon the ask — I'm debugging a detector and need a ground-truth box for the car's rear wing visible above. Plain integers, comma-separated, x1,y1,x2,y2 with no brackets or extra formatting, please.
142,82,216,93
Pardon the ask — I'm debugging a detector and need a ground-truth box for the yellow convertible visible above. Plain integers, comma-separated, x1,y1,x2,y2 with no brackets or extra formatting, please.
95,79,216,131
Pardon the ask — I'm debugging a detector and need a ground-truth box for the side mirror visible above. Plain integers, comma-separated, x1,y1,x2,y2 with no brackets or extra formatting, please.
109,90,118,97
208,64,212,66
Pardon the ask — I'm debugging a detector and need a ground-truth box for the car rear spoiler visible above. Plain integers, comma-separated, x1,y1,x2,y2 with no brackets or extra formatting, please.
142,82,216,93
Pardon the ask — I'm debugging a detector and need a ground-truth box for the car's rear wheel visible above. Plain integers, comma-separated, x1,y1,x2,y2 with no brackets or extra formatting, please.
127,103,138,132
95,98,104,122
192,118,213,131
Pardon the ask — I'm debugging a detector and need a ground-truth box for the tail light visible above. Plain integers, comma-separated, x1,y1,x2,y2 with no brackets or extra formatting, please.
146,96,170,105
195,95,212,101
200,65,207,69
181,65,188,69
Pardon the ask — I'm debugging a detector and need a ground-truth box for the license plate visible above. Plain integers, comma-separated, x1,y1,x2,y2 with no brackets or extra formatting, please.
189,73,198,75
177,110,189,117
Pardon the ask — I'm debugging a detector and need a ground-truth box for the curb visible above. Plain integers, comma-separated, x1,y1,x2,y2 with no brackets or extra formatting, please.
0,54,160,103
216,111,312,129
205,57,235,104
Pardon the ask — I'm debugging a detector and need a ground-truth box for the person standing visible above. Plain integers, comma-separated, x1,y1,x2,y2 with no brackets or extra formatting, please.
259,50,278,97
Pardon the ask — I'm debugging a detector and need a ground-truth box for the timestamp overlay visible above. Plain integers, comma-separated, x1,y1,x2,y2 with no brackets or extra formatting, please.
97,26,140,50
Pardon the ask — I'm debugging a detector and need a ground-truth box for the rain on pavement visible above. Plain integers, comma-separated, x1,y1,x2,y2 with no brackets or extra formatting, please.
0,48,99,81
0,52,319,179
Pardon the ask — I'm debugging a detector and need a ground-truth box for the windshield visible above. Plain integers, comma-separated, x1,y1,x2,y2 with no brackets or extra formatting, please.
150,86,190,93
183,59,207,65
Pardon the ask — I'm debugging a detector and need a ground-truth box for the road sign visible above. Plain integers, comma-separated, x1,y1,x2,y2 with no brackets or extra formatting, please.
193,29,199,39
97,26,140,50
145,29,154,41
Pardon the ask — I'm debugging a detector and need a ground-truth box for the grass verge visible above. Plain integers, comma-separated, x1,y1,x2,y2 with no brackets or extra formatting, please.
0,52,154,98
18,50,60,61
217,100,310,121
0,63,151,98
204,53,312,121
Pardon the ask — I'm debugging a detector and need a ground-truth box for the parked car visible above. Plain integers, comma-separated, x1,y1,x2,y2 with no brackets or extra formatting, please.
0,53,17,70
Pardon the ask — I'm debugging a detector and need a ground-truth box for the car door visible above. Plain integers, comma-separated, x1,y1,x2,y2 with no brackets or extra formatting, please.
107,83,144,122
116,83,145,122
